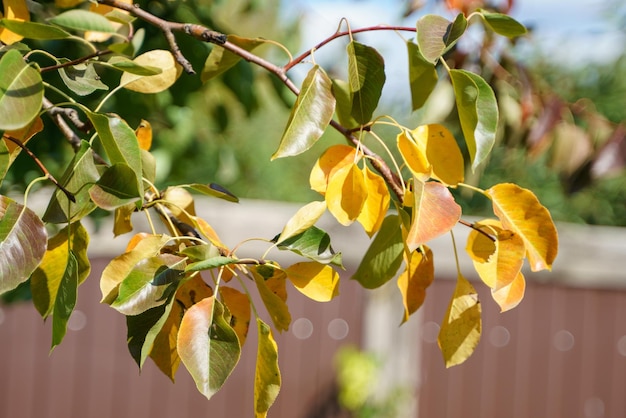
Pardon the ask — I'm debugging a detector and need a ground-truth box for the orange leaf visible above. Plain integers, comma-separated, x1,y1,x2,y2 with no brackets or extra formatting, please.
411,124,464,186
309,145,358,195
487,183,558,271
397,246,434,323
325,163,367,226
219,286,251,346
135,119,153,151
406,180,461,251
398,129,430,180
3,116,43,155
491,271,525,312
357,166,390,237
0,0,30,44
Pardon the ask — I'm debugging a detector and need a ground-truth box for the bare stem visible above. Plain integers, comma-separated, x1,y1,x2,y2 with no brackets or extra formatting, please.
458,219,496,242
39,50,112,73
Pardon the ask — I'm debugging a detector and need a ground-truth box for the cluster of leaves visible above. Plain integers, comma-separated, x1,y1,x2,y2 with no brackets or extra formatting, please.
0,0,558,415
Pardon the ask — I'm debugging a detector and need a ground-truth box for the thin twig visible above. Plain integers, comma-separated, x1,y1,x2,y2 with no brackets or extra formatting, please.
39,50,113,73
458,219,497,242
4,135,76,202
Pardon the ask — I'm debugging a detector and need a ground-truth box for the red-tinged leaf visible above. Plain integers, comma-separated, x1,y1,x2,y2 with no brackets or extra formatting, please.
487,183,558,271
325,163,367,226
438,274,481,367
272,65,335,159
309,144,358,195
0,196,47,294
285,261,339,302
357,166,390,237
397,246,434,323
407,41,438,111
410,124,464,186
276,201,327,244
219,287,251,347
251,265,291,332
406,180,461,252
491,271,526,312
347,41,385,124
177,296,241,400
254,318,281,418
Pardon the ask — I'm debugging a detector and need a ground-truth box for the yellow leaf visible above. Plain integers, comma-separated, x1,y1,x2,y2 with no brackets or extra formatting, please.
285,262,339,302
397,129,430,180
191,216,228,250
121,50,183,93
276,201,327,244
251,265,291,332
0,0,30,44
135,119,153,151
357,166,390,237
309,144,358,195
438,274,481,367
254,318,281,418
113,203,135,236
220,286,251,346
487,183,558,271
491,271,525,312
411,124,464,186
325,163,367,226
406,179,461,251
149,301,182,382
397,246,434,323
466,219,525,290
55,0,84,8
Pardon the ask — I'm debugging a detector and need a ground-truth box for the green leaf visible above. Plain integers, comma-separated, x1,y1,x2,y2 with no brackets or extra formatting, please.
180,244,221,262
50,250,79,351
438,274,481,367
478,10,527,38
87,112,143,197
416,14,467,63
48,9,115,33
185,256,239,272
352,215,404,289
450,69,498,170
201,35,264,82
272,65,335,159
274,226,343,267
0,49,43,130
445,13,468,54
407,41,438,111
177,296,241,400
43,141,100,223
331,78,359,129
58,62,108,96
186,183,239,203
31,223,90,318
106,57,162,75
0,196,47,294
89,163,141,210
347,41,385,124
251,266,291,332
254,318,281,418
0,138,8,186
111,254,186,316
0,19,71,40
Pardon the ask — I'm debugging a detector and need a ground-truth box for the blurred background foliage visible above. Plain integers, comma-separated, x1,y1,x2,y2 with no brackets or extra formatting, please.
4,0,625,226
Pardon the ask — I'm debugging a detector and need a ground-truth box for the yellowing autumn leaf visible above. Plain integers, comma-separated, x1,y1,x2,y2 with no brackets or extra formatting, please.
285,261,339,302
357,166,390,237
487,183,558,271
121,50,182,93
397,246,434,323
406,180,461,252
135,119,152,150
310,144,358,194
466,219,525,290
254,318,281,418
251,265,291,332
398,129,430,179
325,163,367,226
220,286,251,346
491,271,525,312
411,124,464,186
0,0,30,44
276,201,326,244
438,274,481,367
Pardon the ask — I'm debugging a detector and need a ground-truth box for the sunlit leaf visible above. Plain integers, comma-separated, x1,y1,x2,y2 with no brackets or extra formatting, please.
0,19,69,41
219,286,250,346
0,49,43,130
201,35,264,82
357,166,390,237
347,41,385,124
491,271,525,312
309,144,358,195
254,318,281,418
50,250,78,351
285,261,339,302
186,183,239,203
438,274,481,367
89,163,141,210
325,163,367,226
251,265,291,332
185,256,238,272
121,50,182,93
107,56,162,75
397,246,434,323
478,9,527,38
406,180,461,252
0,0,30,44
416,15,450,63
410,124,465,186
31,223,90,318
487,183,558,271
352,215,404,289
272,65,335,159
177,296,241,400
274,225,343,267
134,119,152,150
397,129,431,180
276,201,327,244
0,196,47,294
49,9,115,33
58,61,108,96
100,234,171,303
450,69,498,171
407,41,438,111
